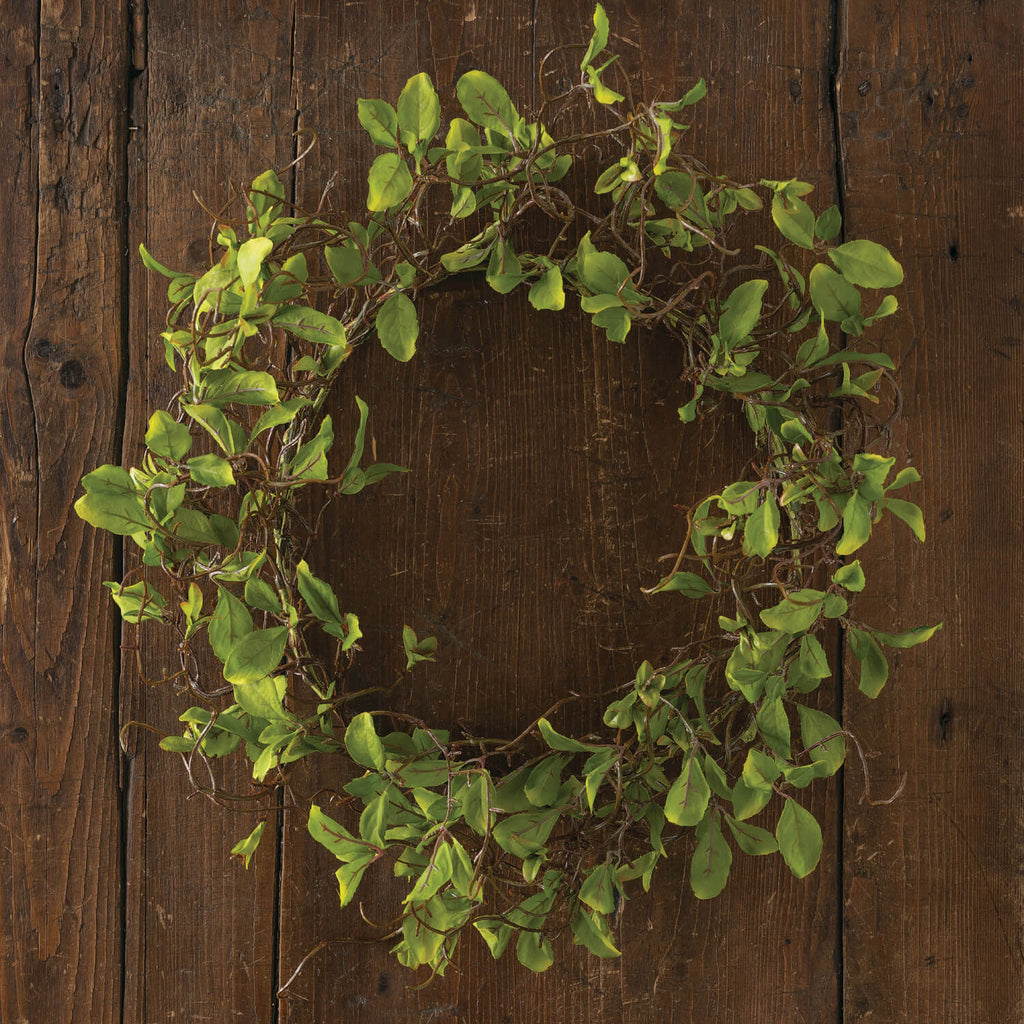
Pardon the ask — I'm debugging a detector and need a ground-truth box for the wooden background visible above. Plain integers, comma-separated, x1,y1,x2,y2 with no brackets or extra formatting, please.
1,0,1020,1020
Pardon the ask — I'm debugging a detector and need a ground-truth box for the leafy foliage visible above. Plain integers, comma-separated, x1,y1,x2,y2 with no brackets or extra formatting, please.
79,6,938,981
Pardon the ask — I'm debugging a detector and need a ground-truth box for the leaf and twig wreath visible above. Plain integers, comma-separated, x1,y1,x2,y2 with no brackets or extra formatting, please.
77,5,939,979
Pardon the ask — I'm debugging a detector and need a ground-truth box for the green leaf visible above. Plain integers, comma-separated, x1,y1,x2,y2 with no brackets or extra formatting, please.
731,777,771,821
796,633,831,681
719,481,760,516
592,305,631,343
849,626,889,697
690,813,732,899
492,810,557,858
204,370,280,408
815,205,842,242
759,589,825,633
537,717,602,753
104,580,167,623
719,279,768,347
345,711,385,770
402,625,437,670
357,97,399,147
771,192,815,249
871,623,942,648
853,452,895,498
809,264,862,322
366,152,414,212
576,232,629,295
273,305,348,347
724,814,778,856
475,920,513,960
796,316,830,367
832,560,866,592
485,236,523,294
341,395,371,483
664,752,711,827
146,411,192,460
742,747,780,791
646,571,712,598
886,466,921,492
230,821,266,869
139,242,180,278
336,855,375,909
776,798,823,878
250,398,312,442
571,906,621,958
830,240,904,289
884,497,926,541
406,842,452,902
209,588,254,662
585,61,625,105
584,750,616,811
755,697,791,758
837,491,873,556
249,169,285,231
516,930,554,973
528,266,565,311
456,70,519,135
866,294,899,323
182,403,241,455
222,626,289,685
654,171,705,215
375,291,418,362
188,454,235,487
525,754,568,807
579,862,618,915
244,576,282,615
324,240,375,288
237,236,273,287
397,72,440,150
307,805,370,862
462,773,492,836
74,465,151,536
580,2,610,70
797,705,845,775
743,492,780,558
233,673,286,721
296,559,342,627
287,415,333,482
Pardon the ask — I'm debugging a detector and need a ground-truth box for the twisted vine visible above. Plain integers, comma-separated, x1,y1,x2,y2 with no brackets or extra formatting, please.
77,6,938,979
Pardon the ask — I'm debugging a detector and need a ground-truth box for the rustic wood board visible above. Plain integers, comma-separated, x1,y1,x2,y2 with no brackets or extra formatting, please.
0,2,127,1021
838,1,1024,1020
118,3,296,1020
0,0,1021,1020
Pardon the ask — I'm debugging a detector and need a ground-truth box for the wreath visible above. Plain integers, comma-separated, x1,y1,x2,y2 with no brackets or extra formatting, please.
76,5,938,979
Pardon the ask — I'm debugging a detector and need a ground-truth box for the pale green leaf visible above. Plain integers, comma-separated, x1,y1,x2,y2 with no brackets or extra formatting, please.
366,152,414,212
375,291,418,361
345,711,385,770
830,239,904,288
776,798,822,878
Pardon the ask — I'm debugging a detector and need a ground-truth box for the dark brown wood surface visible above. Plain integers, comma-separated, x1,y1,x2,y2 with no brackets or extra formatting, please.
0,1,1018,1021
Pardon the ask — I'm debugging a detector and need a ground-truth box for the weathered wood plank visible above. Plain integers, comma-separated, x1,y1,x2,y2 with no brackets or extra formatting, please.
0,2,126,1021
277,2,843,1021
119,3,297,1020
839,1,1024,1021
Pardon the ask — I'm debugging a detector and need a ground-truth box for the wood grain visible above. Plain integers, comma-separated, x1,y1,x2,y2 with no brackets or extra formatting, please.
838,1,1024,1020
0,2,126,1021
118,2,297,1020
3,1,1019,1019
